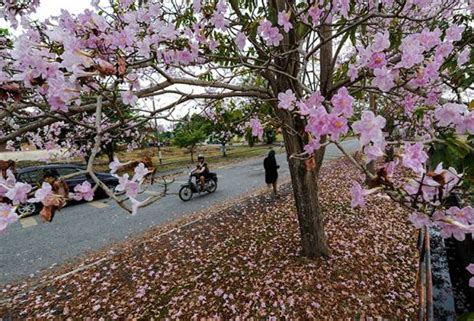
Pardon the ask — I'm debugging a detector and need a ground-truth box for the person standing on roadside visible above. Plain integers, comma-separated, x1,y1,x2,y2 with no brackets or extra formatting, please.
263,149,279,196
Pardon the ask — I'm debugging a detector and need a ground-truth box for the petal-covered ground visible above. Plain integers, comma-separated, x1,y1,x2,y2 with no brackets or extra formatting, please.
0,158,418,319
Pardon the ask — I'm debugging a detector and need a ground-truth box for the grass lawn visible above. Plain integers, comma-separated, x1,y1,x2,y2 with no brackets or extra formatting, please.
15,143,284,174
108,144,284,173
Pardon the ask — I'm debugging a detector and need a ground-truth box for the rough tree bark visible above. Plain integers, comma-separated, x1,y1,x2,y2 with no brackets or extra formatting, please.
276,106,330,258
265,0,333,258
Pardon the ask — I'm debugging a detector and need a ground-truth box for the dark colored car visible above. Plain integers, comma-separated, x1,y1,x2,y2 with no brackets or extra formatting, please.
16,164,119,217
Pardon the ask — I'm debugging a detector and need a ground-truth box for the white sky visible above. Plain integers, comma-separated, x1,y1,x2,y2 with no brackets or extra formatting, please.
0,1,96,31
26,1,93,19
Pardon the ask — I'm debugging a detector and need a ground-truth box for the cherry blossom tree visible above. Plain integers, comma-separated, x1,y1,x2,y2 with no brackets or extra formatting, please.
0,0,473,264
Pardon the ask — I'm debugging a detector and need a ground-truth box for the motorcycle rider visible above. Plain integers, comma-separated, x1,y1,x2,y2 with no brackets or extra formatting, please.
192,154,209,191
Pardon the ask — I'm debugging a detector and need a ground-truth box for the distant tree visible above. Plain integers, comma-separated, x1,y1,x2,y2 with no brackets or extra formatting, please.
202,103,246,157
173,115,209,162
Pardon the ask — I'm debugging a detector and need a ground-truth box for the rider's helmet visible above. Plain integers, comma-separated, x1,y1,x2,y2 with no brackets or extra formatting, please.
197,154,204,161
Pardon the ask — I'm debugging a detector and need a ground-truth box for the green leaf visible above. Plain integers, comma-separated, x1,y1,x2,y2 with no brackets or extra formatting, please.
350,27,357,46
458,312,474,321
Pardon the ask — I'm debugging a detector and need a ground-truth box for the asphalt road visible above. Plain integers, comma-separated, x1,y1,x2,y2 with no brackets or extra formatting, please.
0,140,359,285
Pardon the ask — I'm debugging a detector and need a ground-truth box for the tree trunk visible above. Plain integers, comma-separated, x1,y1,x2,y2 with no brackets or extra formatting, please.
103,142,115,163
280,120,330,258
264,0,332,258
221,143,227,157
190,147,194,163
246,131,255,147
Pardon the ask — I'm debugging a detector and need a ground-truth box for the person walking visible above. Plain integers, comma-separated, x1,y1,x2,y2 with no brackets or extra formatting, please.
263,149,279,196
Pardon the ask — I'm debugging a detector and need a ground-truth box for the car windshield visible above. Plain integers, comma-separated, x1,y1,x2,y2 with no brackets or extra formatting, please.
17,169,47,185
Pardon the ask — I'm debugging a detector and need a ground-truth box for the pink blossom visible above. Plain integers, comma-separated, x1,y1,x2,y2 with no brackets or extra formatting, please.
404,176,439,203
435,42,454,60
364,144,384,161
348,64,358,82
278,12,293,33
352,111,386,147
445,25,465,42
467,263,474,275
304,137,321,155
249,118,264,140
210,13,228,31
297,92,323,116
408,212,433,229
456,112,474,135
121,90,138,106
208,40,219,52
402,94,416,114
371,31,390,52
446,206,474,225
72,181,94,201
402,143,428,174
418,28,441,50
431,163,461,195
109,156,126,174
0,203,18,233
351,182,368,208
331,87,353,117
305,106,329,137
132,163,150,182
277,89,296,110
296,101,311,116
399,37,424,68
29,182,53,203
356,45,372,68
326,113,348,141
216,0,228,13
434,103,466,127
308,6,321,25
368,52,387,69
305,91,324,108
258,20,283,46
424,90,440,106
337,0,350,18
438,221,467,241
6,182,32,205
457,47,470,67
235,32,247,50
116,174,139,198
372,66,395,92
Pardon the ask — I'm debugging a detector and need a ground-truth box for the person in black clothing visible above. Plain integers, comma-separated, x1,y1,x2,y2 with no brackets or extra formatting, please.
263,149,279,196
192,154,209,191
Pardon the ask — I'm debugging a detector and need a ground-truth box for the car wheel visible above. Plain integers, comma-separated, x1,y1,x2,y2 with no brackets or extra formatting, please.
17,203,39,218
179,186,193,201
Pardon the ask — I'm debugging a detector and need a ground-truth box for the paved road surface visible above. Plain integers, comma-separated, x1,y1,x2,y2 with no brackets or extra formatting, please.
0,140,358,284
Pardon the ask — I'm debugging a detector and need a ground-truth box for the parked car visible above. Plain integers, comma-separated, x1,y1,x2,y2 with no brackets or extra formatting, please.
15,164,119,217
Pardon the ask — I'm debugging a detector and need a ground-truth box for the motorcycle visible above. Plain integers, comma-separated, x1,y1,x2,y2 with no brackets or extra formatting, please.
178,170,218,201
